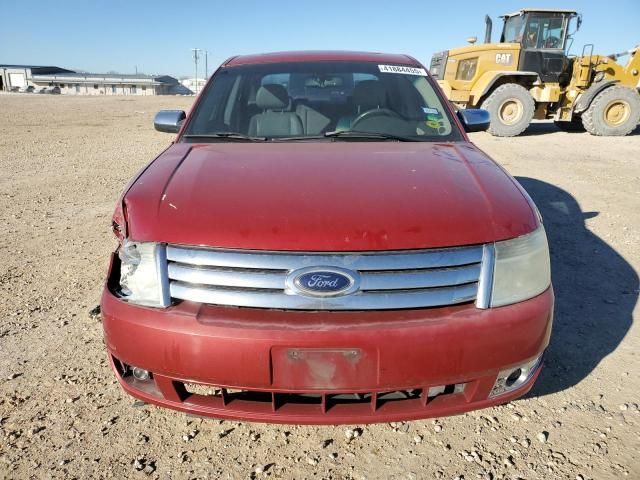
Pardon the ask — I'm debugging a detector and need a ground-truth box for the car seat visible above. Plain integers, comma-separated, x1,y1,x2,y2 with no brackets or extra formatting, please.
335,80,387,132
248,84,304,137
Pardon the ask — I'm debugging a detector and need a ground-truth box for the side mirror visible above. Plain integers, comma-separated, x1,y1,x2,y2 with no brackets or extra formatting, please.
457,108,490,133
154,110,186,133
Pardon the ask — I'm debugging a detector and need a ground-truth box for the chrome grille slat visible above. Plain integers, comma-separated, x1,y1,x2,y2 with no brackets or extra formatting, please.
166,245,483,271
170,281,478,310
165,244,486,311
360,264,481,291
168,263,286,289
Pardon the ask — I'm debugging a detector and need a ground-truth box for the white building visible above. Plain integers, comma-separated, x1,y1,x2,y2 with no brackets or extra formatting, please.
0,64,187,95
180,77,206,94
0,64,72,91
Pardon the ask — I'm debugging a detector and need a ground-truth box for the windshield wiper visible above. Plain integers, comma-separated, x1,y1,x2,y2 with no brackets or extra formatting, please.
274,130,417,142
182,132,267,142
324,130,415,142
185,130,417,143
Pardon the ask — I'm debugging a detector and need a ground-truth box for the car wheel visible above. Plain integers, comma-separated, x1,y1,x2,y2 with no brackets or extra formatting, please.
582,86,640,136
481,83,535,137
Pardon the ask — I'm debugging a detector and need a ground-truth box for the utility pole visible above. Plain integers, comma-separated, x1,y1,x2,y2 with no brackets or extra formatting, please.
191,48,201,94
204,50,208,80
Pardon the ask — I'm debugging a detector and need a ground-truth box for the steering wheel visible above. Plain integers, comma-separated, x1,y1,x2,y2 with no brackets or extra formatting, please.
351,108,402,129
545,36,561,48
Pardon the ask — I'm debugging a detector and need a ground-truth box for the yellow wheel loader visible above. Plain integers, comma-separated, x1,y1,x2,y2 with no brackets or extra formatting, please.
430,9,640,136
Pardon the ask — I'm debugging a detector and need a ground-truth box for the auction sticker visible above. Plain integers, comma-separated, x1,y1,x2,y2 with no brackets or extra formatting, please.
378,65,427,75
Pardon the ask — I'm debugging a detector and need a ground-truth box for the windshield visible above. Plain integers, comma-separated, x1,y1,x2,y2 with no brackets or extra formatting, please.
183,61,462,142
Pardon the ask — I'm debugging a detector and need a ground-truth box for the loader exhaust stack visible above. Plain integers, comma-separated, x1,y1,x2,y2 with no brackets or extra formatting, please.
484,15,492,43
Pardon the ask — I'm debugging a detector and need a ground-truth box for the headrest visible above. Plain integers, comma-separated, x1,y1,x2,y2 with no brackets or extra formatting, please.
256,84,289,110
353,80,386,110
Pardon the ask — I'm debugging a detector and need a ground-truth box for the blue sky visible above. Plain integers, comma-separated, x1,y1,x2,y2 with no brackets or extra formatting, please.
1,0,638,77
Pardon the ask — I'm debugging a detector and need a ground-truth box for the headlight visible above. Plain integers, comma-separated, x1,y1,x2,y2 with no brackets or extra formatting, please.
455,58,478,81
119,241,170,307
491,227,551,307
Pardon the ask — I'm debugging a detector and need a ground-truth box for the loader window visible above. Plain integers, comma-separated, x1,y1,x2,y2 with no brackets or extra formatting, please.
503,13,568,50
502,15,526,43
524,13,567,49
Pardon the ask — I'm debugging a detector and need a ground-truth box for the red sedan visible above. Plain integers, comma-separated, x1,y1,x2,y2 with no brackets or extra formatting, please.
101,51,553,424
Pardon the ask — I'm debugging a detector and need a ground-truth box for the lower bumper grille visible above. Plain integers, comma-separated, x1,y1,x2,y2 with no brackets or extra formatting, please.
180,383,466,411
116,367,472,422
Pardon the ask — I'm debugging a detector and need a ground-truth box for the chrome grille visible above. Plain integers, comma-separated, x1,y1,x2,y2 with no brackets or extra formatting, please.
166,244,492,311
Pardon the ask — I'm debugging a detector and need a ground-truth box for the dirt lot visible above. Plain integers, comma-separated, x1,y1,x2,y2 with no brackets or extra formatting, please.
0,95,638,480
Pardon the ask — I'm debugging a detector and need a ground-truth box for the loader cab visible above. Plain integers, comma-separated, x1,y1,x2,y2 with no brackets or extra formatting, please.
501,9,579,83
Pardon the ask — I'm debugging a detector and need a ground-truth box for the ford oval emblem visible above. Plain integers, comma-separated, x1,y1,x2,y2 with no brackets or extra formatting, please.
287,267,359,297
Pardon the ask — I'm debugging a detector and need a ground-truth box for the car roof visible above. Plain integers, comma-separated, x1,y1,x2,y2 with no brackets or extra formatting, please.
223,51,419,67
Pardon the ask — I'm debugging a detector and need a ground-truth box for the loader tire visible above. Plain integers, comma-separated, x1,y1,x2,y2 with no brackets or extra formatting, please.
582,85,640,136
481,83,535,137
554,119,585,132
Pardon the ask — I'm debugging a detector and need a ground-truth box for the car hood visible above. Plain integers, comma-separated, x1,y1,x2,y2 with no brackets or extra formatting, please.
123,142,537,251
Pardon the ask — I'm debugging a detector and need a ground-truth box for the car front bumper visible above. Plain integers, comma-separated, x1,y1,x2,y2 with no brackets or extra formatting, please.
101,281,553,424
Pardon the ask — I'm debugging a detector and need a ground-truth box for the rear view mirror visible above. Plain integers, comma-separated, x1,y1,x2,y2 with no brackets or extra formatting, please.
457,108,490,133
154,110,186,133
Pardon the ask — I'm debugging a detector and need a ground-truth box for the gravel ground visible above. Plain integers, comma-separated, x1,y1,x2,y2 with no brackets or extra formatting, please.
0,95,638,480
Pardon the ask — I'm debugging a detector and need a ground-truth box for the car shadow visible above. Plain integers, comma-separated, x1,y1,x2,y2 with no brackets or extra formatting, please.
515,177,638,397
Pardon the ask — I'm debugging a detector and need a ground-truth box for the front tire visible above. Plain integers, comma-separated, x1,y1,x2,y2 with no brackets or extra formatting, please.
582,86,640,136
481,83,535,137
